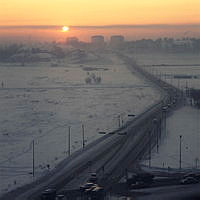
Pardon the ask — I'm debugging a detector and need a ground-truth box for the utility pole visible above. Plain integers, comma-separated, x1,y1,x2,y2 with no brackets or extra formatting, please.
68,126,71,156
82,124,85,149
162,107,167,136
118,115,121,128
149,131,151,168
32,140,35,177
156,122,159,153
153,118,159,153
179,135,182,170
170,74,173,85
159,118,162,139
178,79,180,89
195,157,199,169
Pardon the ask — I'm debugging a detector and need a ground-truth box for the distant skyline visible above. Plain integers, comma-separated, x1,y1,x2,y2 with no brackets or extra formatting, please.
1,0,200,42
0,23,200,43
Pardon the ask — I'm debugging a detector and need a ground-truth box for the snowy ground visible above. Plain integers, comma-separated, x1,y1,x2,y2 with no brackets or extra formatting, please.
135,53,200,170
147,106,200,169
0,54,160,195
131,52,200,66
148,65,200,89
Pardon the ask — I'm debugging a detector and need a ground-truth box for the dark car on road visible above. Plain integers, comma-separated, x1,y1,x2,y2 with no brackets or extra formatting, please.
180,177,198,185
41,188,56,200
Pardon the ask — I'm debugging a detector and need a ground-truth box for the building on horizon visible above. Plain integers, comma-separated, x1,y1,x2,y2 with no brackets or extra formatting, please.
66,37,79,47
91,35,105,49
110,35,125,49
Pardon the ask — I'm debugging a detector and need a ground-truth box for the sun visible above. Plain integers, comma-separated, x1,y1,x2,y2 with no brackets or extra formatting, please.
62,26,69,32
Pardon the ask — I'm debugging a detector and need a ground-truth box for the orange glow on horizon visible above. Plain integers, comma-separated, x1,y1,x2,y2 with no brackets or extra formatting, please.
0,0,200,42
0,0,200,26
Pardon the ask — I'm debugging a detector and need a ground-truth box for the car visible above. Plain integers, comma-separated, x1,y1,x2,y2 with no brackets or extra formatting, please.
80,182,94,192
41,188,56,200
180,177,198,185
84,184,98,195
130,181,147,189
91,172,97,178
183,173,200,181
56,194,65,200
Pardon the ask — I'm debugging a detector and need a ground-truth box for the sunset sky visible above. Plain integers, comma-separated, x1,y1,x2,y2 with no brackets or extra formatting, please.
0,0,200,41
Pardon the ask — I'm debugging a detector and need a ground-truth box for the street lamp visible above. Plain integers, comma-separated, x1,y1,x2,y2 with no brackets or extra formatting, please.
149,131,152,168
118,115,121,128
162,106,167,136
32,140,35,177
82,124,85,149
179,135,182,170
68,126,71,157
153,118,159,153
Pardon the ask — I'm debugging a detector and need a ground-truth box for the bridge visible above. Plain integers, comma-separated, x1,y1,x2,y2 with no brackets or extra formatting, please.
0,54,183,200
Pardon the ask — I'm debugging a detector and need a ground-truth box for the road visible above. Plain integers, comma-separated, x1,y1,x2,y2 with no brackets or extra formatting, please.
136,184,200,200
0,54,182,200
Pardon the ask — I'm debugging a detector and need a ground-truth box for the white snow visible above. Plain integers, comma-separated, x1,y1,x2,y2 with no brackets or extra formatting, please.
146,106,200,169
0,53,160,195
136,52,200,170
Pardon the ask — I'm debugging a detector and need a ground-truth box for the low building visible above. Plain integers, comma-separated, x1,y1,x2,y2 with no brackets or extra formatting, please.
66,37,79,47
110,35,125,48
91,35,105,49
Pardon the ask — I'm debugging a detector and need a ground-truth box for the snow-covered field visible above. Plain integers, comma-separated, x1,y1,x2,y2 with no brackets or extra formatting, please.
132,52,200,66
149,106,200,169
0,54,160,195
149,65,200,89
136,52,200,170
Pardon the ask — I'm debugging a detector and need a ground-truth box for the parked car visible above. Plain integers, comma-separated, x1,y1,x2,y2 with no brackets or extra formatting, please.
130,181,147,189
41,188,56,200
91,172,97,177
127,172,154,186
80,182,94,192
56,194,65,200
84,184,98,195
180,177,198,185
183,173,200,181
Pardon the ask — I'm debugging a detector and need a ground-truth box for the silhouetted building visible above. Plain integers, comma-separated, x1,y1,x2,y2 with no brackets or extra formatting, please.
91,35,104,44
66,37,79,47
91,35,105,49
110,35,125,48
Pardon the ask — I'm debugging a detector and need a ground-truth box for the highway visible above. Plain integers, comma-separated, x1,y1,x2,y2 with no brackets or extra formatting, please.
136,184,200,200
0,54,183,200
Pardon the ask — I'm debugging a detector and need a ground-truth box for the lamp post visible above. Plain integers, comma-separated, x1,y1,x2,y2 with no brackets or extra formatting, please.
162,106,167,136
118,115,121,128
195,157,199,169
149,131,152,168
153,118,159,153
68,126,71,157
82,124,85,149
179,135,182,170
32,140,35,177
